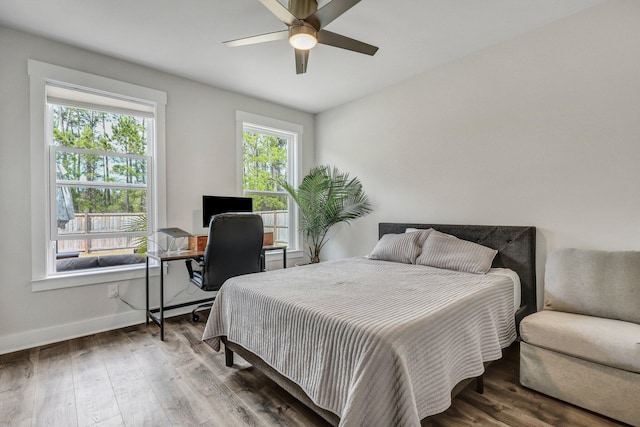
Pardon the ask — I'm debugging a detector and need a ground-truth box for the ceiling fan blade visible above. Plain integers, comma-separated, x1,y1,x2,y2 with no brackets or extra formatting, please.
317,30,378,56
306,0,361,30
223,30,289,47
295,49,309,74
258,0,301,26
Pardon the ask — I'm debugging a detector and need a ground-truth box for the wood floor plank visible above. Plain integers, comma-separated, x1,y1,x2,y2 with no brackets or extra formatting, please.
91,329,171,426
0,391,33,427
33,387,77,427
177,360,266,426
0,347,38,401
456,388,552,427
211,342,332,427
32,341,77,427
111,378,172,427
132,345,219,426
93,329,171,426
95,329,147,387
70,335,122,426
216,364,281,421
249,378,333,427
141,320,277,426
426,397,513,427
189,343,294,427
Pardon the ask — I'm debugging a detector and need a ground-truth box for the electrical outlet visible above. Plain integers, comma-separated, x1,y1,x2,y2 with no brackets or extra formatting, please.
108,284,119,298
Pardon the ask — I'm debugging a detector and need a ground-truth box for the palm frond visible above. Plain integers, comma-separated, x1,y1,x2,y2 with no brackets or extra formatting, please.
123,214,148,254
280,165,372,262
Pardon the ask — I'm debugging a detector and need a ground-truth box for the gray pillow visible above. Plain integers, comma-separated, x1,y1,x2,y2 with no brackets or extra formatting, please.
369,232,422,264
405,227,433,246
416,230,497,274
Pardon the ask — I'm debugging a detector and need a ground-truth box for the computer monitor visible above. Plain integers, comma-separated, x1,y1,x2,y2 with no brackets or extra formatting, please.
202,195,253,227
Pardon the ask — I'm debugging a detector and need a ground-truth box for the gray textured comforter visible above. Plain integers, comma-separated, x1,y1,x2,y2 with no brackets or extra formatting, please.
202,257,516,426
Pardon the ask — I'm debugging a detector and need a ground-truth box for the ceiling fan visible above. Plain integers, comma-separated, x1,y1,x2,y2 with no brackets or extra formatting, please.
224,0,379,74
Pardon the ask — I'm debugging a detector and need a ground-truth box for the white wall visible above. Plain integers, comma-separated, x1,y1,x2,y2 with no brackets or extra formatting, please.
315,0,640,304
0,26,315,353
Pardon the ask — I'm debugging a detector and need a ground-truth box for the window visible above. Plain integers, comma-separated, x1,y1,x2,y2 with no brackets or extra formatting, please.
29,60,166,290
49,89,152,268
236,111,302,252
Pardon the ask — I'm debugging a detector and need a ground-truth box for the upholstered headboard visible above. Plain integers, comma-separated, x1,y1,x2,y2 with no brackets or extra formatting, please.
379,223,537,328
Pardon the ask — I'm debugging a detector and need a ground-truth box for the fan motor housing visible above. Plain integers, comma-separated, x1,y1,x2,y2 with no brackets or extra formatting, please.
288,0,317,20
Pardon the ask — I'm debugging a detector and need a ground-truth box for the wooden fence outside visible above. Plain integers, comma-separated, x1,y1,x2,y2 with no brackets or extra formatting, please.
257,210,289,245
57,210,289,254
57,213,144,254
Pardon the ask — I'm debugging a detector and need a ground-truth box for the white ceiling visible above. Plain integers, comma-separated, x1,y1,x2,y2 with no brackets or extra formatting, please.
0,0,604,113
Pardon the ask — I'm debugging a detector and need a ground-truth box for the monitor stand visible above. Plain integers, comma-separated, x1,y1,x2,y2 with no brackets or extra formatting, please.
165,236,189,254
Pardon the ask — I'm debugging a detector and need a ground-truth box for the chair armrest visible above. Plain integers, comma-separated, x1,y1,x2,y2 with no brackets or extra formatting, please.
185,257,203,280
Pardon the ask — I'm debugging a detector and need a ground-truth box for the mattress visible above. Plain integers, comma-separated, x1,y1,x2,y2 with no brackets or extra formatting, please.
203,257,517,427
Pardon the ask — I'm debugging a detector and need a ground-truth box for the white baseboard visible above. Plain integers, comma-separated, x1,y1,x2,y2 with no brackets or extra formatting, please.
0,305,200,355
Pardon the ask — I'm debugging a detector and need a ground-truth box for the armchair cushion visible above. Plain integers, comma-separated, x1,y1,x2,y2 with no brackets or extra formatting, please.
56,254,145,271
521,310,640,374
544,248,640,323
56,256,99,271
98,254,145,267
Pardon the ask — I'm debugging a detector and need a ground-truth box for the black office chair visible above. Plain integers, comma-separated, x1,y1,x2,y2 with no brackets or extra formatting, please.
185,213,264,321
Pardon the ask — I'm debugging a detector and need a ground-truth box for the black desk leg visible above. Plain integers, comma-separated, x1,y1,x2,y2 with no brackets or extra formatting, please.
145,257,149,325
283,248,287,268
160,260,165,340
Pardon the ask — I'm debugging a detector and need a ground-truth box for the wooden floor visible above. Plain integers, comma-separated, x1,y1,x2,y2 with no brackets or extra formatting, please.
0,313,628,427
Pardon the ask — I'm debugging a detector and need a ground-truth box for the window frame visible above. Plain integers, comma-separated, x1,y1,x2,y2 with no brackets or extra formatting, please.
28,60,167,291
236,111,302,256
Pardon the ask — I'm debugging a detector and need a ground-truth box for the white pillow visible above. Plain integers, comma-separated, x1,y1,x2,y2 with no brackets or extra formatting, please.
416,230,497,274
369,232,422,264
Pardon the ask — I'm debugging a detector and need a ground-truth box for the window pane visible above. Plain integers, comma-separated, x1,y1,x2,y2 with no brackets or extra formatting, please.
248,193,289,246
56,186,147,235
54,237,146,273
56,151,147,185
51,105,148,155
250,193,288,212
242,131,288,192
241,118,298,252
56,237,144,255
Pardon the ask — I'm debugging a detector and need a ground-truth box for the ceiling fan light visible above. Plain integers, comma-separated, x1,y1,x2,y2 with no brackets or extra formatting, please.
289,26,317,50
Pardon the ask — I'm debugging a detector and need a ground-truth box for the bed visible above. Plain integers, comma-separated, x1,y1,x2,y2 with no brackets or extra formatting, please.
202,223,536,426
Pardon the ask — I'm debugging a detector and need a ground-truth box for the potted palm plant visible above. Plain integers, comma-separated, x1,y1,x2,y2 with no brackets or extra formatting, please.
281,165,372,263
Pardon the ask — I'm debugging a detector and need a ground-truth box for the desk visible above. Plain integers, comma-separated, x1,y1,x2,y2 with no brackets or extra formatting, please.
145,245,287,340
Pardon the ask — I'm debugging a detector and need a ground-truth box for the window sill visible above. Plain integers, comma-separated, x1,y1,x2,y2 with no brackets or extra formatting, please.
31,262,162,292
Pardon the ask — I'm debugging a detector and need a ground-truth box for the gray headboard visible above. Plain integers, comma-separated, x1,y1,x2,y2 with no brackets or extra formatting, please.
379,223,537,329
